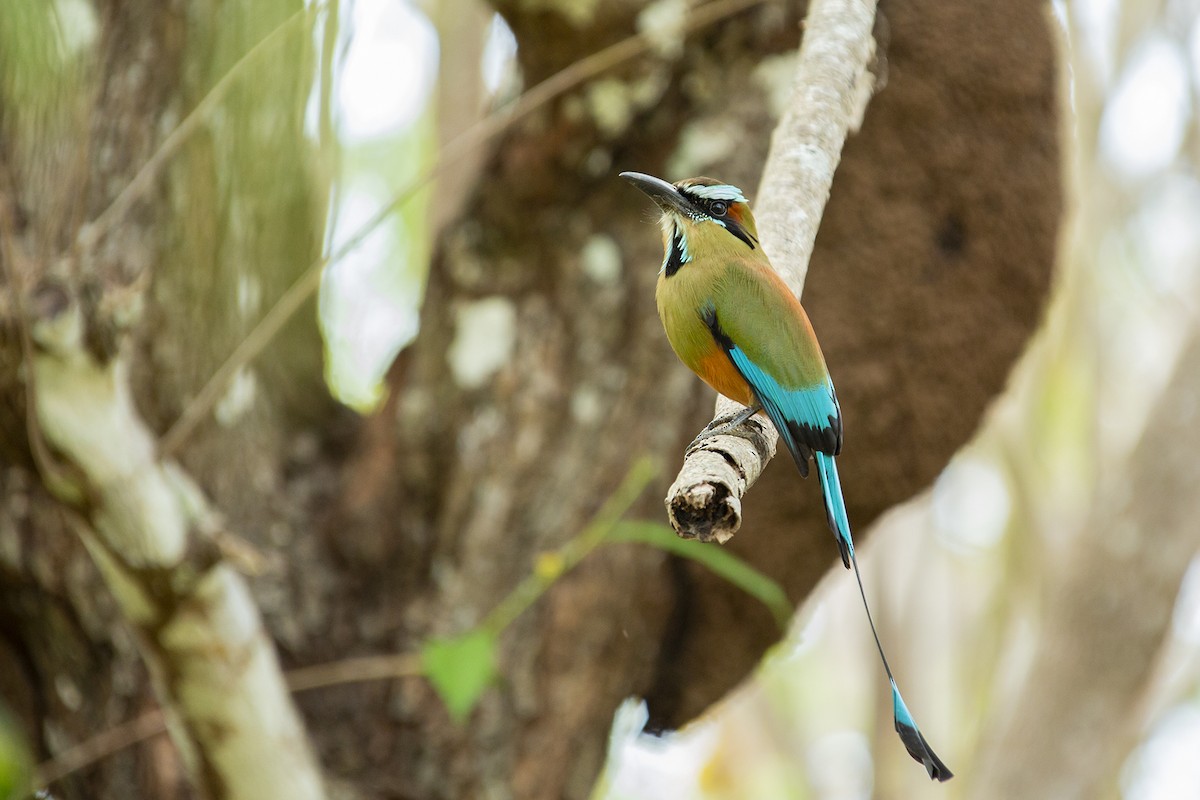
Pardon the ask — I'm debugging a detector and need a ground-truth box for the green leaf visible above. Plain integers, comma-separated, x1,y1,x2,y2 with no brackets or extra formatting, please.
421,629,499,722
610,521,793,630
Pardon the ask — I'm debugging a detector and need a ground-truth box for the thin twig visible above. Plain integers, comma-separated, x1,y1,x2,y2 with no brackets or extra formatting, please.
285,653,424,693
33,709,168,788
480,457,658,635
33,652,425,789
157,0,768,459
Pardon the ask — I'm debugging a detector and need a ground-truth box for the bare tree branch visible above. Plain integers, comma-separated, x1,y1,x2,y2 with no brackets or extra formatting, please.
27,296,326,800
665,0,879,540
34,710,168,788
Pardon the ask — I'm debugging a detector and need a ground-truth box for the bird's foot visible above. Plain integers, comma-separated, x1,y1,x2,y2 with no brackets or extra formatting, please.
688,403,762,450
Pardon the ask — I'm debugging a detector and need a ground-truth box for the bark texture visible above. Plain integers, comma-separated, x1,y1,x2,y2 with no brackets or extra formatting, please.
0,0,1061,798
2,1,331,797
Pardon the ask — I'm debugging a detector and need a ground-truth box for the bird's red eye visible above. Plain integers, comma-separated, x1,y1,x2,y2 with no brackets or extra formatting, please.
710,200,729,217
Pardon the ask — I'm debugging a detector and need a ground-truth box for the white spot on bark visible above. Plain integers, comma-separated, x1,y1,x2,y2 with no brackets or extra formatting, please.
237,274,262,316
668,119,738,177
932,456,1011,551
637,0,689,57
587,79,637,138
585,72,668,139
571,386,604,424
585,147,613,176
581,235,622,285
563,96,586,124
449,297,517,389
631,70,669,108
215,368,258,427
55,674,83,711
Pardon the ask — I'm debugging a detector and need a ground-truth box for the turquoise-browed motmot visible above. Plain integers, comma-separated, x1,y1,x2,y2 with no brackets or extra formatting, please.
621,171,952,782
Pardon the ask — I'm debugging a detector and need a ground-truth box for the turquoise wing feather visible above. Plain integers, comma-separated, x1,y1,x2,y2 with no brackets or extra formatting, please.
725,335,951,780
725,344,852,568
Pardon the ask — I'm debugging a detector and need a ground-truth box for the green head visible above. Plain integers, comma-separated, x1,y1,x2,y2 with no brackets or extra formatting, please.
619,172,760,276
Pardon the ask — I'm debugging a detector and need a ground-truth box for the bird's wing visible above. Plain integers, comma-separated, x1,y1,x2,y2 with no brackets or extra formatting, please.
699,264,842,474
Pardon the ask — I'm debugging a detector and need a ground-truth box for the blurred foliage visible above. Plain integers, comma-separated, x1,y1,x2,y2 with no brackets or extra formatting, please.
421,458,658,721
0,704,30,800
0,0,83,116
0,0,91,240
611,521,792,630
421,457,793,721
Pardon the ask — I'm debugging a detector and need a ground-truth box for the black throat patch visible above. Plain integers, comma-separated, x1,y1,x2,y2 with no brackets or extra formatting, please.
664,224,688,277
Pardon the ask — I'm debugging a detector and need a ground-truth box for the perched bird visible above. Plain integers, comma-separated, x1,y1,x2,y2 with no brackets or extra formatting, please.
620,171,952,782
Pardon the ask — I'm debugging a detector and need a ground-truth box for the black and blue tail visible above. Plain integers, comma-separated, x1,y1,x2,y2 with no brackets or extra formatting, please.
814,452,953,782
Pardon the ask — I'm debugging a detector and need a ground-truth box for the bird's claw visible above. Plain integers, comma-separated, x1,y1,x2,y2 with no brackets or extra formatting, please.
687,403,762,451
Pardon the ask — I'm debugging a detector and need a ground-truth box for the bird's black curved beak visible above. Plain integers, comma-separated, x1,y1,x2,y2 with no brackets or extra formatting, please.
620,171,696,216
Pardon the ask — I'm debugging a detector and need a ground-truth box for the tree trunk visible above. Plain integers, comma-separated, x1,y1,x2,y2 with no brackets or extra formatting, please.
2,1,331,796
